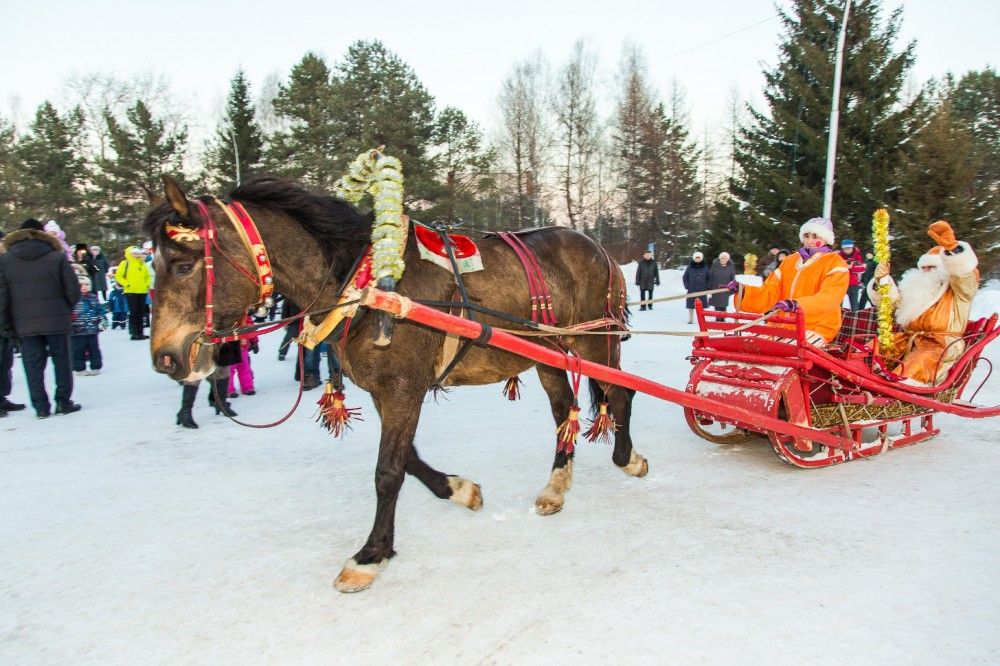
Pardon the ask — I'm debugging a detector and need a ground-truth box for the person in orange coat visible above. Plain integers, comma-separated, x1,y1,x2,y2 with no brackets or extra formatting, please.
735,217,850,345
867,220,979,385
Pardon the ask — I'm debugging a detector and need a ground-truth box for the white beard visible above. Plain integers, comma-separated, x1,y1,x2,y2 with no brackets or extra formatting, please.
895,267,948,328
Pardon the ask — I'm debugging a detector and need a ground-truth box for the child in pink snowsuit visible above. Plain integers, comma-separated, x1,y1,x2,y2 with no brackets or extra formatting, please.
228,323,258,397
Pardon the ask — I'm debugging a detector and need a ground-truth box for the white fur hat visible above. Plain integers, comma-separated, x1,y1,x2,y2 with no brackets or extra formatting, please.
718,252,731,260
799,217,835,246
692,251,704,261
917,251,944,269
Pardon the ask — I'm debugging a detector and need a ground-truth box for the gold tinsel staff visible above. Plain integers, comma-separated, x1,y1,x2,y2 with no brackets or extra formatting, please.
872,208,893,351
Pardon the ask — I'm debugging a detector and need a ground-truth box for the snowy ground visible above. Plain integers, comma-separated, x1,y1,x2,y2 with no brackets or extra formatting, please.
2,267,999,665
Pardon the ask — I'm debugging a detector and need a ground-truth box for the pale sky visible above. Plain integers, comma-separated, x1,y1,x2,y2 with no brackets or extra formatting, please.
1,0,997,146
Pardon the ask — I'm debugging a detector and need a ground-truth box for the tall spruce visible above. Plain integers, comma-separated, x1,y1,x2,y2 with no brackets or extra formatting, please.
328,40,437,200
204,69,264,190
713,0,917,257
266,52,338,187
612,45,657,241
638,96,703,265
94,99,188,241
16,102,88,230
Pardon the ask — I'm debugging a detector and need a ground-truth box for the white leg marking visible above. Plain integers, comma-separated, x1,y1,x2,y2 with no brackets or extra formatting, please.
448,476,483,511
622,449,649,477
535,459,573,515
333,557,388,593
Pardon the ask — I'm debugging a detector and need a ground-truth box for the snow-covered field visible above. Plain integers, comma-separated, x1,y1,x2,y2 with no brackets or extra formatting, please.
2,267,998,665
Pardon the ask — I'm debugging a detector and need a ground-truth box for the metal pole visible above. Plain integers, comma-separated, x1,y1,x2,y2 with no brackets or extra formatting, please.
229,128,241,187
822,0,852,220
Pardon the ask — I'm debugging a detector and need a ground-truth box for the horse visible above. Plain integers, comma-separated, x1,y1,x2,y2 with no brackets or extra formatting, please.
144,174,647,592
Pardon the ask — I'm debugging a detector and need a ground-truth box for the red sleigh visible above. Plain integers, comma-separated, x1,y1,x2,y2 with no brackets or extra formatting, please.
684,300,1000,467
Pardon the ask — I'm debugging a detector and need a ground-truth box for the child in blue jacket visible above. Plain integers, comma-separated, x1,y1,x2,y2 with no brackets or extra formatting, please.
71,276,106,375
107,278,128,330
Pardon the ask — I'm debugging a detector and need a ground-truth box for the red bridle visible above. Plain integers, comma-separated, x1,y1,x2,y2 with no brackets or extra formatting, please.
167,198,280,344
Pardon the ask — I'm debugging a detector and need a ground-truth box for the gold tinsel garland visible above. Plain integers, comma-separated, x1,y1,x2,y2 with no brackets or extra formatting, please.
743,253,758,276
332,147,406,283
872,208,893,350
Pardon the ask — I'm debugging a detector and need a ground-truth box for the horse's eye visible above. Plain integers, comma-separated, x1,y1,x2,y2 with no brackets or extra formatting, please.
174,262,195,276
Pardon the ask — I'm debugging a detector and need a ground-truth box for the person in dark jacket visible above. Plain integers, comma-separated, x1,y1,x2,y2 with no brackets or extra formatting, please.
682,251,712,324
635,250,660,311
708,252,737,311
89,245,110,300
857,251,878,310
0,219,83,418
0,229,26,417
838,239,867,311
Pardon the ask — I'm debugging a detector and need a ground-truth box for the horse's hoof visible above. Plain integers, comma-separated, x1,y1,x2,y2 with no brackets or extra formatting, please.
333,558,386,593
622,451,649,477
448,476,483,511
534,489,564,516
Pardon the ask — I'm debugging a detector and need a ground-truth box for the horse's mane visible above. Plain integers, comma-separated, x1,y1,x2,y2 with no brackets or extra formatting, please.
145,175,373,269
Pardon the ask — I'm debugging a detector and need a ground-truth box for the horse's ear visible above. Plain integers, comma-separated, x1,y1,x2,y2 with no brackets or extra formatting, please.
162,175,190,219
141,182,164,207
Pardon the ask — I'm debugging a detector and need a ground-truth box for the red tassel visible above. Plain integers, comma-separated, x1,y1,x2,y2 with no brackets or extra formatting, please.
583,401,617,444
315,382,363,438
502,376,522,401
555,405,581,454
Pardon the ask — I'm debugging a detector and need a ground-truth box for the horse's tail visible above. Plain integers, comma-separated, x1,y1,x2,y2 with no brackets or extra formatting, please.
588,377,605,418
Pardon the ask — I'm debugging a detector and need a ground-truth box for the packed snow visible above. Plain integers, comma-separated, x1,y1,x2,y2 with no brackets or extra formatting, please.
1,265,998,664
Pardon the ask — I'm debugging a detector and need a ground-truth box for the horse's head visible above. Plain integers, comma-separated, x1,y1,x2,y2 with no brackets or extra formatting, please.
144,176,261,382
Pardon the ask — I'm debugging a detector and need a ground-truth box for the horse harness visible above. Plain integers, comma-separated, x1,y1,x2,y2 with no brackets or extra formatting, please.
166,197,278,344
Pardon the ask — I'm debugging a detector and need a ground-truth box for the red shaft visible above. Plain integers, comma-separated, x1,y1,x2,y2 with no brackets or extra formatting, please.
360,288,856,450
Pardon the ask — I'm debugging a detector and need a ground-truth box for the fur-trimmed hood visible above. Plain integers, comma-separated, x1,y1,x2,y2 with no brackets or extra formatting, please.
0,228,64,260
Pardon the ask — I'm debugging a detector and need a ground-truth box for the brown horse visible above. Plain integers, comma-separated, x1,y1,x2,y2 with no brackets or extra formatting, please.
144,174,646,592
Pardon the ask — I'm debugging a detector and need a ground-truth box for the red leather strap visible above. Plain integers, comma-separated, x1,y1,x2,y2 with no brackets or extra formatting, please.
497,232,558,326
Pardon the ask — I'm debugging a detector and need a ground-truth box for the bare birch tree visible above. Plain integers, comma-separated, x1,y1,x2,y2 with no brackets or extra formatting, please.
550,40,600,230
496,53,548,228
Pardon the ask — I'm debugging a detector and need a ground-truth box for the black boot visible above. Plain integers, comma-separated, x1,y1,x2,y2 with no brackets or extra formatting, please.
176,384,199,429
211,378,237,417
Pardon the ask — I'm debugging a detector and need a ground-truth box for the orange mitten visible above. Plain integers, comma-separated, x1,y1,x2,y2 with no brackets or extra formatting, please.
928,220,958,250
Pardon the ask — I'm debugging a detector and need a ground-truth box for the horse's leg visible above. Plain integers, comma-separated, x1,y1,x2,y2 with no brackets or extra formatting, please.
333,393,422,593
592,379,648,477
534,365,576,515
405,446,483,511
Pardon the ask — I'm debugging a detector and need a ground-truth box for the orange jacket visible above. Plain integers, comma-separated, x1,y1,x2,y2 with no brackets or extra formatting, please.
738,250,850,342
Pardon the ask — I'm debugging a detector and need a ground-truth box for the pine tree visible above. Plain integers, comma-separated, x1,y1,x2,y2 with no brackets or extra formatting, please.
16,101,88,228
611,45,656,241
266,52,338,187
948,68,1000,267
327,41,437,200
0,114,21,231
894,93,982,268
714,0,917,255
94,99,188,240
427,106,493,224
204,69,264,190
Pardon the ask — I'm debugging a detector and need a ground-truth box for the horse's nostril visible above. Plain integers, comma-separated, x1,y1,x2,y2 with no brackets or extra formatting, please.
162,355,173,368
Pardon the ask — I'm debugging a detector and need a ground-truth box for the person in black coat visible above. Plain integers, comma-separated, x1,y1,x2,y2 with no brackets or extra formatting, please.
708,252,737,311
0,229,26,417
682,251,711,324
88,245,110,300
0,219,83,417
634,250,660,311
